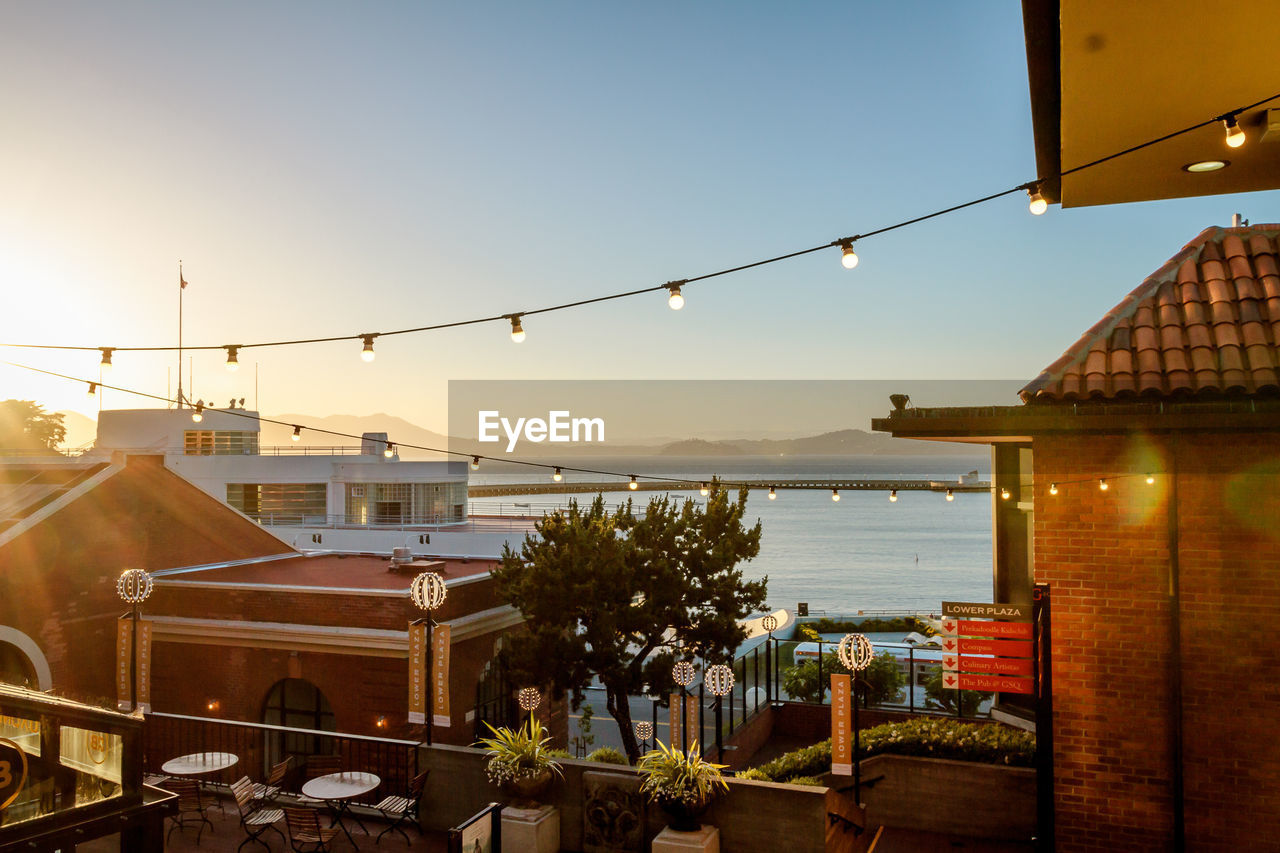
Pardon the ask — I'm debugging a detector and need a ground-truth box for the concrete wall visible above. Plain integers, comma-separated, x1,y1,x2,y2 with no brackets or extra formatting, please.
419,743,829,853
859,753,1035,842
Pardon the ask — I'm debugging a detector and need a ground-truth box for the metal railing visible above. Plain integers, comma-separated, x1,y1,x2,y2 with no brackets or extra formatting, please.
143,712,419,805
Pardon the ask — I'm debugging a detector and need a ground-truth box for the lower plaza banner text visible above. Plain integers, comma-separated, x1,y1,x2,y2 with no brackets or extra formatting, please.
115,617,152,714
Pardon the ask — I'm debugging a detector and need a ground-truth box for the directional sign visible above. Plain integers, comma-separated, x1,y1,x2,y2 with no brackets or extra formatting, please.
941,619,1032,640
938,637,1032,658
941,672,1034,695
942,655,1035,678
942,601,1029,621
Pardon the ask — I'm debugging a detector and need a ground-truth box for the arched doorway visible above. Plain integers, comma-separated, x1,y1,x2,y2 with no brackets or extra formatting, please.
0,626,52,691
472,649,516,740
261,678,337,768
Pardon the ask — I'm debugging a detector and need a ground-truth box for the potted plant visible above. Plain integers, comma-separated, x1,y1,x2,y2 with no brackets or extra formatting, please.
637,740,729,832
476,717,564,807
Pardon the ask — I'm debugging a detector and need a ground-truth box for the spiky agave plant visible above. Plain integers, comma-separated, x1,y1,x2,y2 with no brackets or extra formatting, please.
636,739,730,805
476,717,565,785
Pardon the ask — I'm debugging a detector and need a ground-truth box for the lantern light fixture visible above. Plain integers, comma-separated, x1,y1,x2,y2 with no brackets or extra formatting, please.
410,571,447,611
116,568,153,604
945,488,955,502
704,664,735,697
671,661,696,687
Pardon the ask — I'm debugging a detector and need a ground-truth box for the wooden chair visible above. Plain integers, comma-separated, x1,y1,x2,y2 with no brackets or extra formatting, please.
374,769,430,844
296,754,343,804
232,776,285,853
283,806,341,853
166,778,214,845
251,756,293,806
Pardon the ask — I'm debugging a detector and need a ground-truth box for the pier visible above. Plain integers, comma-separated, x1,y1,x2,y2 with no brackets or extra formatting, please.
467,479,992,497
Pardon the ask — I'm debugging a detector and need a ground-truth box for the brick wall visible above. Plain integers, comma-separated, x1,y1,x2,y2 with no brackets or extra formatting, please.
1033,430,1280,852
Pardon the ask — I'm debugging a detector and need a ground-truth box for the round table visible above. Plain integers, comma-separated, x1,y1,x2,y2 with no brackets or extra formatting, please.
162,751,239,776
301,771,381,849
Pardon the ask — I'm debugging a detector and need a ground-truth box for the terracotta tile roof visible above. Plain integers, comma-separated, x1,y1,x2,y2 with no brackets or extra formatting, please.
1021,224,1280,402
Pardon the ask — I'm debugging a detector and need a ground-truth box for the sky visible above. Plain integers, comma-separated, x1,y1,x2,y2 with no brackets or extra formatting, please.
1,1,1275,435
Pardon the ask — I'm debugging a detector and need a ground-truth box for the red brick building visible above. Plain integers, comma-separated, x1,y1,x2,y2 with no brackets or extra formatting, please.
875,223,1280,851
0,453,541,747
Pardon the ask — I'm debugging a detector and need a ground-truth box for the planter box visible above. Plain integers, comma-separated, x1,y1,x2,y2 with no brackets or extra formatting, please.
857,753,1035,841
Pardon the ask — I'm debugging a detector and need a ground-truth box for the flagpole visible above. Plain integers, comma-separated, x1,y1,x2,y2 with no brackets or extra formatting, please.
177,261,185,408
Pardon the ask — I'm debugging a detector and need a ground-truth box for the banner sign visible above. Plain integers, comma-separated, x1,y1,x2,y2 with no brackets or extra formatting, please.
942,601,1029,621
942,655,1034,678
941,672,1034,695
939,637,1032,658
675,691,686,753
115,617,152,713
432,624,451,727
941,619,1032,639
831,674,851,775
686,693,699,751
408,620,426,725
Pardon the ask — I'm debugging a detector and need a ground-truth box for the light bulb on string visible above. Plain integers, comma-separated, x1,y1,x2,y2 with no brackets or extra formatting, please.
628,475,638,491
1223,114,1246,148
768,486,776,500
1145,473,1155,485
384,442,395,458
225,346,240,372
699,482,709,497
552,467,563,482
839,240,859,269
291,426,301,442
831,489,840,502
1027,187,1048,215
191,402,204,423
87,382,97,397
360,335,376,362
471,456,481,471
666,282,684,310
99,348,113,372
1001,488,1011,500
1099,478,1109,491
508,315,525,343
945,489,954,502
889,489,898,502
1049,483,1058,496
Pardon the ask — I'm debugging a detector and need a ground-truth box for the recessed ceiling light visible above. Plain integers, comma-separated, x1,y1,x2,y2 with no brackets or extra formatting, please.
1183,160,1229,173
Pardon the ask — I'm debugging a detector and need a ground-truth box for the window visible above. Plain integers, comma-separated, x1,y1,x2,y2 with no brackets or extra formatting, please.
262,679,336,764
184,430,259,456
344,482,468,525
227,483,326,523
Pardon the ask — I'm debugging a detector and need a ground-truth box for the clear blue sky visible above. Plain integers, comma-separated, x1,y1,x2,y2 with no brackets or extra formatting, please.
1,1,1274,432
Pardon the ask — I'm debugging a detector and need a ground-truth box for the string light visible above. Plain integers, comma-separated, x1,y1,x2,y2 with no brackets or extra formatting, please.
225,346,239,371
768,486,776,500
1099,478,1109,491
831,489,840,502
508,315,525,343
1223,114,1246,148
1049,483,1058,495
552,467,563,482
889,489,898,502
87,382,96,397
471,455,481,471
6,96,1278,365
1146,473,1155,485
99,348,113,372
666,282,685,310
384,442,395,458
1001,487,1011,500
360,334,376,362
291,425,301,442
1027,187,1048,215
628,475,639,491
191,402,204,423
699,482,709,496
945,489,954,502
839,240,859,269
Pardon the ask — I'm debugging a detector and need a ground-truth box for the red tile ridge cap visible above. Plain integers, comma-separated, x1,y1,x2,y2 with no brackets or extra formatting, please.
1020,223,1280,403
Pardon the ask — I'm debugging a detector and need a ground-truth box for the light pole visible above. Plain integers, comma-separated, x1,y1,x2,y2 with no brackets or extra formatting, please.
410,571,447,745
634,721,653,754
116,569,153,713
704,664,734,764
837,633,874,803
671,661,696,751
517,687,541,729
761,614,777,704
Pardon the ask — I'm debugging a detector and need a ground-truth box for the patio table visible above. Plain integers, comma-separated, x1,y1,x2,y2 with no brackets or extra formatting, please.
162,751,239,777
300,771,381,850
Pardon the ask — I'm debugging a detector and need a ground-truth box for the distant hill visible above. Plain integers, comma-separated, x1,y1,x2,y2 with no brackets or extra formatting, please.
56,411,99,450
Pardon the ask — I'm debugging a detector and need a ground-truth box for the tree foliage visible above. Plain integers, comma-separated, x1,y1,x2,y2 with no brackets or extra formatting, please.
492,483,766,763
924,667,991,715
781,651,905,705
0,400,66,452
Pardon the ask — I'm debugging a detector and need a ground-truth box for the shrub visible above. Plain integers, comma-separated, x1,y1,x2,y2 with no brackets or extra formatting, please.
544,748,572,759
923,668,990,715
747,718,1036,782
736,767,770,781
781,651,904,705
586,746,629,765
807,616,937,636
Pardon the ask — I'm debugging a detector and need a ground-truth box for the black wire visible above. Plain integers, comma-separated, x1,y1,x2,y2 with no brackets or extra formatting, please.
4,91,1277,357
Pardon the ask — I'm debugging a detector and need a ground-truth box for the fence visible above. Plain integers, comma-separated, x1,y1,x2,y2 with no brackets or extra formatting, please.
143,712,420,805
